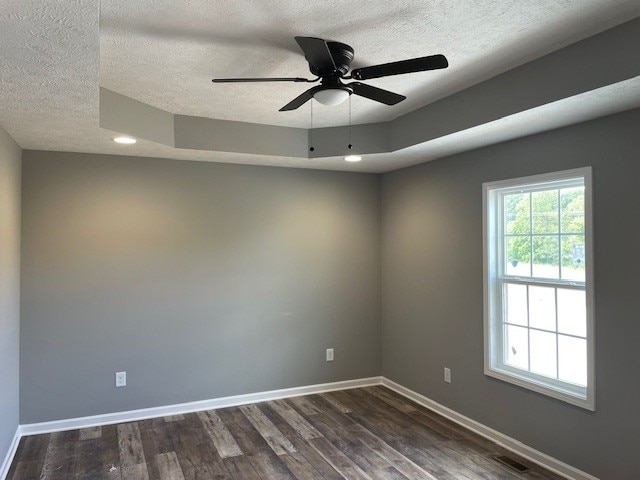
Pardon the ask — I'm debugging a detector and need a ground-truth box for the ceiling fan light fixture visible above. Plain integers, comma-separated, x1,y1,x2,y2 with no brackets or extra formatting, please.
313,88,350,106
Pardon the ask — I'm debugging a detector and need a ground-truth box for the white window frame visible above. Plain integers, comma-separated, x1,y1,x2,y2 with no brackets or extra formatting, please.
483,167,595,410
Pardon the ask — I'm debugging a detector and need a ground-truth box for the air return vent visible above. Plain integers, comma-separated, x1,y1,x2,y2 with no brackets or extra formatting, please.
492,455,530,472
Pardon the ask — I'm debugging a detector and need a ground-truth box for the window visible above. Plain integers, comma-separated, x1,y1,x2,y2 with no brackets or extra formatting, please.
483,168,594,410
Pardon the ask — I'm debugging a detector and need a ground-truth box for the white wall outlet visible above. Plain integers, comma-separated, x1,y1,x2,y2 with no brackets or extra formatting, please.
115,371,127,387
444,367,451,384
326,348,334,362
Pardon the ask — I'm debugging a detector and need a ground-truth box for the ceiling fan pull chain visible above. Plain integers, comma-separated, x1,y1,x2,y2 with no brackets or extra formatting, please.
309,100,315,152
348,95,353,150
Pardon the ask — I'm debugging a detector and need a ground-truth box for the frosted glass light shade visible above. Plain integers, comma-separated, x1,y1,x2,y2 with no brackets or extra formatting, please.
313,88,350,106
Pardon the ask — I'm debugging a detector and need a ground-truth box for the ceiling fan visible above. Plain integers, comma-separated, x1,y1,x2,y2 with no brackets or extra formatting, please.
212,36,448,111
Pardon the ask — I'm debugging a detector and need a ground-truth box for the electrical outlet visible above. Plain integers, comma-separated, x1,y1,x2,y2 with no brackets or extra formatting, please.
444,367,451,384
115,371,127,387
326,348,334,362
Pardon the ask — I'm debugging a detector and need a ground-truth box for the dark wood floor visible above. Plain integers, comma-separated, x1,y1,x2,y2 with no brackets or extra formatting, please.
7,386,566,480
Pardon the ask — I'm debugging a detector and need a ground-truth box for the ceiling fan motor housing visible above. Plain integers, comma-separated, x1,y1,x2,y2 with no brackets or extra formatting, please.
310,41,354,77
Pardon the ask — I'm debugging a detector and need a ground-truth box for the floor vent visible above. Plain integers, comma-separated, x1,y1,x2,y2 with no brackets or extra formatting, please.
492,455,530,472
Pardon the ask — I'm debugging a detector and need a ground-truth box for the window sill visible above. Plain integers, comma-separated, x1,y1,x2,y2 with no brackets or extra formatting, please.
485,366,595,411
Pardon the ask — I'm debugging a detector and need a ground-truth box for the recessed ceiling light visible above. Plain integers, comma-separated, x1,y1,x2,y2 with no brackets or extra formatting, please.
344,155,362,162
113,136,137,144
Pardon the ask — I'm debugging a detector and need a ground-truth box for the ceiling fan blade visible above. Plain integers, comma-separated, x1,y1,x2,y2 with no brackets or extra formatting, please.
212,77,315,83
351,54,448,80
295,36,336,70
347,82,405,105
279,87,318,111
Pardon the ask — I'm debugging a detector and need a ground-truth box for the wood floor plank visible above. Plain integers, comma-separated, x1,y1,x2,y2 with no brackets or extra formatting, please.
75,437,103,479
117,422,150,480
197,410,243,459
17,433,49,462
404,406,472,441
79,426,103,441
269,399,322,440
155,452,186,480
217,407,296,479
181,412,234,480
222,455,262,480
260,402,344,480
122,463,153,480
101,424,123,479
343,388,422,427
349,425,438,480
319,392,352,413
445,439,525,478
308,436,373,480
323,389,366,412
167,415,216,480
378,387,496,449
344,388,451,445
40,431,78,480
288,396,322,416
344,408,474,480
139,417,177,458
7,387,566,480
258,403,336,480
366,386,417,413
165,415,185,422
389,399,511,457
9,433,49,480
284,396,375,479
239,404,297,456
139,420,170,480
274,450,327,480
306,394,438,480
425,442,517,480
9,461,43,480
304,409,408,480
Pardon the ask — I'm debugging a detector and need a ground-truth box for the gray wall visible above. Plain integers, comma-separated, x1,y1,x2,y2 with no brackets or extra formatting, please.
0,126,21,462
20,152,381,423
381,108,640,478
17,109,640,477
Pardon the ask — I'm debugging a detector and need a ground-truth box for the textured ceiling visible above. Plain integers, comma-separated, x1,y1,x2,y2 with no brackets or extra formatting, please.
1,0,640,172
99,0,640,128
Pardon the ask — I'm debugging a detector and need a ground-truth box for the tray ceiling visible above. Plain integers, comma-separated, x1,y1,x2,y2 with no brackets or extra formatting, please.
1,0,640,171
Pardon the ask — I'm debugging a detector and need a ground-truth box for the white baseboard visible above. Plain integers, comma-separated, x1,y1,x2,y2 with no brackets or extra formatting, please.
20,376,383,436
0,426,22,480
381,378,598,480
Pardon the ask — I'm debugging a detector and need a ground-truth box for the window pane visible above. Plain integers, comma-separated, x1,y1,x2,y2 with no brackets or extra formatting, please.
530,330,557,379
532,190,559,234
557,289,586,337
505,283,527,326
532,236,559,279
505,193,530,234
505,325,529,370
558,335,587,386
560,187,584,234
561,235,585,281
529,285,556,331
486,170,593,408
506,236,531,276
